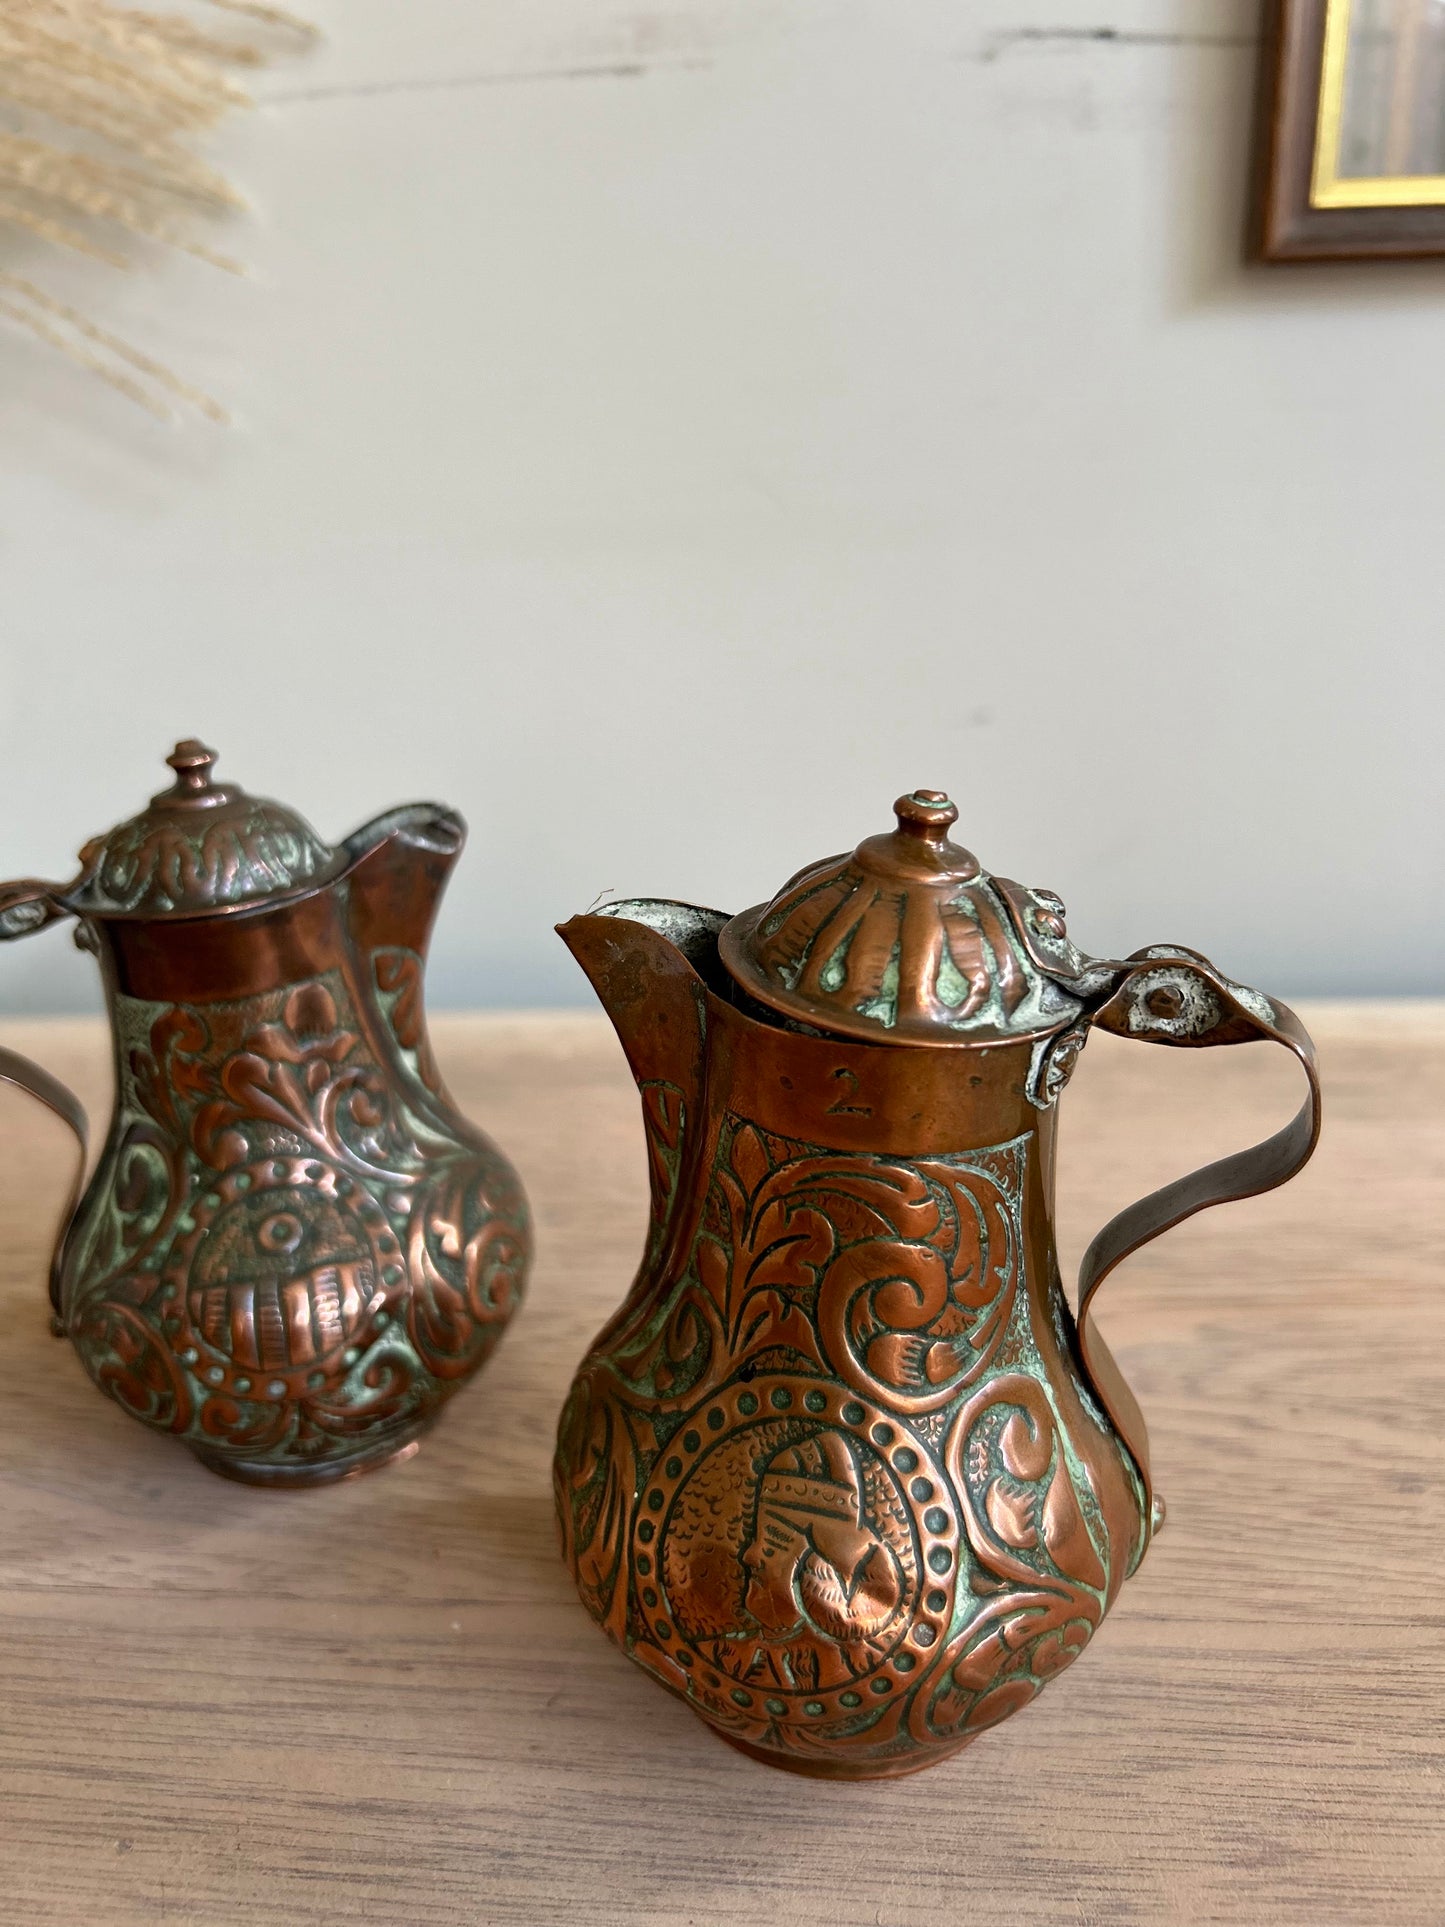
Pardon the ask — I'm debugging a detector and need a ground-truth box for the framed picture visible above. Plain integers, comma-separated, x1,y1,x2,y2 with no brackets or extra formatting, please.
1255,0,1445,260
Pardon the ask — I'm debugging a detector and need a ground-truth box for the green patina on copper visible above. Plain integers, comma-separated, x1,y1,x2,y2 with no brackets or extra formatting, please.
61,961,528,1479
0,742,531,1487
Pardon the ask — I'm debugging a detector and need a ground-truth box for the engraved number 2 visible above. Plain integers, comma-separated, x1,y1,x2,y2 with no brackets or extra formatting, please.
826,1068,871,1116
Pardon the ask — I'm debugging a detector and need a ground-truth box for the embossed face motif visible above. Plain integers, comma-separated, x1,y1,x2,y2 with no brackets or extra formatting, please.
740,1434,905,1646
739,1485,812,1635
188,1182,380,1376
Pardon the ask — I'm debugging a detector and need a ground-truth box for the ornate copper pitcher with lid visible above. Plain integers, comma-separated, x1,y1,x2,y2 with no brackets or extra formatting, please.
555,790,1321,1778
0,741,530,1485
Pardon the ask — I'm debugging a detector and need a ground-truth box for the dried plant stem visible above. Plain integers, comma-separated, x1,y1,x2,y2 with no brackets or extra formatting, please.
0,0,314,420
0,270,231,420
0,293,172,413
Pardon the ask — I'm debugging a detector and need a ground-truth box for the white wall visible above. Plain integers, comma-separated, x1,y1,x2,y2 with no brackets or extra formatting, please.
1,0,1440,1014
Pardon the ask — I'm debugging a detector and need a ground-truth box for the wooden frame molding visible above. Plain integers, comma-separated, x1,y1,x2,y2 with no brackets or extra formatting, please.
1254,0,1445,261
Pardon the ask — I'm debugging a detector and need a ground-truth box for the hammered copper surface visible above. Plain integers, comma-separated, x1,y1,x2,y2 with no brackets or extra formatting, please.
555,790,1321,1778
0,743,530,1486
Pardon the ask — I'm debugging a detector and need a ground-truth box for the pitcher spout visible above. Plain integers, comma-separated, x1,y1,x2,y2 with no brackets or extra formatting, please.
557,899,726,1238
340,802,465,962
558,900,723,1078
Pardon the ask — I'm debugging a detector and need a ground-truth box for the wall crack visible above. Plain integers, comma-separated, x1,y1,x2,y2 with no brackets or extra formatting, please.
981,26,1258,62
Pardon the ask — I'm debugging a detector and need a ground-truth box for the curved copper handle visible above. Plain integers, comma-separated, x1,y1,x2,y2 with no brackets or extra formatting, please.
0,879,71,943
1074,949,1322,1548
0,1046,89,1322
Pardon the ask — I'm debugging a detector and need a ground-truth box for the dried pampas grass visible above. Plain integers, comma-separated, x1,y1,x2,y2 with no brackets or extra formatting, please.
0,0,313,422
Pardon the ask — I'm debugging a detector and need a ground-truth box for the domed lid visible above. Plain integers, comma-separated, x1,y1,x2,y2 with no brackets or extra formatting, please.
62,740,336,918
717,789,1098,1045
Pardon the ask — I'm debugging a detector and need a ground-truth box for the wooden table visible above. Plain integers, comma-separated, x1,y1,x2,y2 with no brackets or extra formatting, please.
0,1006,1440,1927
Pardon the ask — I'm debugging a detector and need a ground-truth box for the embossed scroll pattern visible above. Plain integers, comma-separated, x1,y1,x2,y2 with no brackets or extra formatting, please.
555,1096,1114,1772
63,960,527,1474
75,798,332,916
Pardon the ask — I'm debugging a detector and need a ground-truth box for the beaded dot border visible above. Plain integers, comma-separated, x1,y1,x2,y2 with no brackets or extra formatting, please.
631,1374,961,1734
160,1156,408,1404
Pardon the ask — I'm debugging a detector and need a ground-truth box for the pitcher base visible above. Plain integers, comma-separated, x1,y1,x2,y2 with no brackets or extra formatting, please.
189,1425,429,1489
713,1726,964,1781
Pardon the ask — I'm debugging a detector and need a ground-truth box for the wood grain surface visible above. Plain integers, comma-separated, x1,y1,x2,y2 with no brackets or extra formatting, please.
0,1005,1440,1927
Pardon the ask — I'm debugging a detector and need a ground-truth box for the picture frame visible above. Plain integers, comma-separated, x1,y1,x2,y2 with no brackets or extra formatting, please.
1254,0,1445,261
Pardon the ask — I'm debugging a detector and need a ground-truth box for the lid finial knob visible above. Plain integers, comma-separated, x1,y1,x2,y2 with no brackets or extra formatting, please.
165,739,219,800
717,782,1074,1044
893,789,959,842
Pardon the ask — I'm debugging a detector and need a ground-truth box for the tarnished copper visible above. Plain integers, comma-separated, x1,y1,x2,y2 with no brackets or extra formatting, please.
0,742,529,1486
720,789,1090,1044
555,790,1321,1779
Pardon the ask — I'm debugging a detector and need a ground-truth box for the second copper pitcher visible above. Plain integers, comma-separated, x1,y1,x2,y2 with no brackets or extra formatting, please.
0,742,530,1485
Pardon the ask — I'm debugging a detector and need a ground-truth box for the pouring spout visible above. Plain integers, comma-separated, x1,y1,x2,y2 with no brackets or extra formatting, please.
559,898,726,1264
341,803,465,961
557,899,725,1095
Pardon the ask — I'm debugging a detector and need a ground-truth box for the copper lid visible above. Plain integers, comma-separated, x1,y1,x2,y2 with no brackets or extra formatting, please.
717,789,1092,1045
62,740,335,918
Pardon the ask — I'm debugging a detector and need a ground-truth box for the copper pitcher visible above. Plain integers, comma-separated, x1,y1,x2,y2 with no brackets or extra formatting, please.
0,742,530,1486
555,790,1321,1778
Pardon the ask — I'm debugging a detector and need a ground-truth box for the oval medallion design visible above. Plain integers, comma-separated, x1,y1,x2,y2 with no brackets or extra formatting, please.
631,1377,958,1752
164,1156,405,1400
